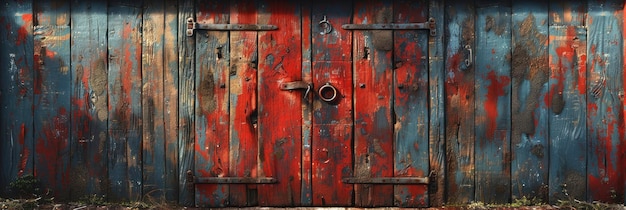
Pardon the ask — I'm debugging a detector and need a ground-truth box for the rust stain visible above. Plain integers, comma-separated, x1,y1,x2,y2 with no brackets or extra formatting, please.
485,71,510,139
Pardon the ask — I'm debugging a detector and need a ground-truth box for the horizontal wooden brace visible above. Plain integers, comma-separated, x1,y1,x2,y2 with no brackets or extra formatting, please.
342,177,429,184
186,17,277,36
194,177,278,184
342,18,436,36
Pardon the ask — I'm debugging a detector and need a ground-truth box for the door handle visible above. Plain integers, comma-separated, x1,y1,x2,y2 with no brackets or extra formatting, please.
280,81,311,98
318,82,338,102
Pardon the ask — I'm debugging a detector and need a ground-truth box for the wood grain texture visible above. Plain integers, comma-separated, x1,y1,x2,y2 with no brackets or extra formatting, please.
428,0,446,207
511,0,549,202
311,0,353,206
444,0,475,204
177,0,195,206
229,0,258,206
69,0,108,199
142,0,166,199
474,1,512,204
301,0,313,205
393,0,429,207
33,0,71,200
548,25,588,205
586,0,625,203
194,0,229,207
0,0,34,197
164,0,179,201
107,0,143,201
257,0,303,206
353,0,394,206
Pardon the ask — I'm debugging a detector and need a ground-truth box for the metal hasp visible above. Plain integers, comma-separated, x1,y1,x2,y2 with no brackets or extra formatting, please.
186,17,278,36
342,18,436,37
280,81,311,98
342,177,429,184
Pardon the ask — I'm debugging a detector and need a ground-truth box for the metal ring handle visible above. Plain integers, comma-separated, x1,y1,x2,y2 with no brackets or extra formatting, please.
319,16,333,34
318,82,337,102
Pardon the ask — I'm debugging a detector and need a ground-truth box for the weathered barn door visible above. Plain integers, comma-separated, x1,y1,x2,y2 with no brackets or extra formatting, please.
187,0,432,207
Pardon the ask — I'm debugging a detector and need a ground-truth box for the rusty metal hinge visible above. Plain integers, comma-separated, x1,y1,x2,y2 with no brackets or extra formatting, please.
195,177,277,184
342,18,437,37
186,17,278,36
342,177,429,185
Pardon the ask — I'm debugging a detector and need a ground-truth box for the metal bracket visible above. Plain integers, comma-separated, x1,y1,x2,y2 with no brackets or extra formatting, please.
342,177,429,184
186,17,278,36
342,18,436,36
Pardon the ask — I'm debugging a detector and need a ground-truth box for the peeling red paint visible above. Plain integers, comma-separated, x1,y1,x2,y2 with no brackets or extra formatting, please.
35,107,70,192
122,24,134,97
485,71,510,138
18,123,29,177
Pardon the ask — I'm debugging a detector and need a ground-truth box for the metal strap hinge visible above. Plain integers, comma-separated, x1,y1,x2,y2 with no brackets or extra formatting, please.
342,18,436,36
186,17,278,36
342,177,429,185
194,177,278,184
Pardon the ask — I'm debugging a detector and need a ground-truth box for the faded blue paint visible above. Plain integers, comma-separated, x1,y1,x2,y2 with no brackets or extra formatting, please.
444,0,475,204
177,0,195,206
393,0,430,206
586,1,625,203
474,3,512,204
511,1,549,201
0,0,34,197
69,0,108,199
548,26,587,203
34,24,72,200
141,0,167,200
107,1,143,201
428,0,446,205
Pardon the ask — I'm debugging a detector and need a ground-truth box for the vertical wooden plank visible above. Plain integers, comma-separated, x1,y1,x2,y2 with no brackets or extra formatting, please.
194,0,229,207
142,0,166,199
393,0,429,207
163,0,179,202
257,0,302,206
33,0,71,201
70,0,108,199
301,0,313,206
177,0,195,206
444,0,475,205
510,0,549,202
587,0,625,203
474,1,512,204
229,0,258,206
311,0,353,206
107,0,143,201
0,0,34,196
548,25,587,204
353,0,394,207
428,0,446,207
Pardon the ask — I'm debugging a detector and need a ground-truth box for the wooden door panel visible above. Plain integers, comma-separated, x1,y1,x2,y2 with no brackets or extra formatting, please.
194,0,230,207
311,0,354,206
353,0,395,207
228,0,259,206
393,0,430,207
257,0,303,206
